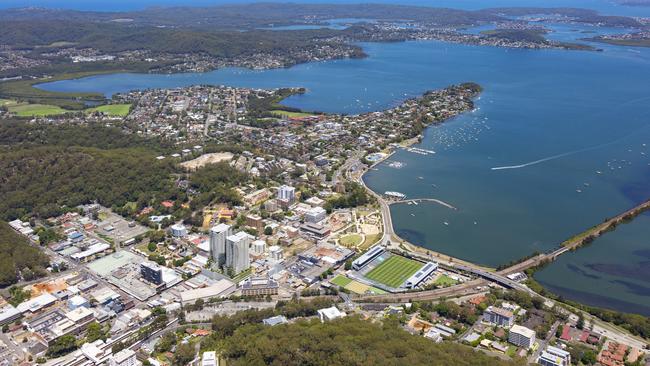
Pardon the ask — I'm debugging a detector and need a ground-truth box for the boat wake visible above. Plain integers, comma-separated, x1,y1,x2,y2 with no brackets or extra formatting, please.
491,151,577,170
491,125,650,171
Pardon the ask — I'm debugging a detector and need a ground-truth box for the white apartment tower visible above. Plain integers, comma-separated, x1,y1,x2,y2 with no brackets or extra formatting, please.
210,223,232,267
278,185,296,202
226,231,253,274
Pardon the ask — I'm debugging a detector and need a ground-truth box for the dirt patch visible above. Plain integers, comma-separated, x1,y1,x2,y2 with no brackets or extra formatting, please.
181,152,234,170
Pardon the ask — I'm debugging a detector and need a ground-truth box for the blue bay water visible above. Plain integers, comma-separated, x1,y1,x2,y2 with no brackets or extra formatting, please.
4,0,650,17
37,32,650,314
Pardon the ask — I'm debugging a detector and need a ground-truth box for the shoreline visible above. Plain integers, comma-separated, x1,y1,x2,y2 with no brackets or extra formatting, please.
357,87,494,272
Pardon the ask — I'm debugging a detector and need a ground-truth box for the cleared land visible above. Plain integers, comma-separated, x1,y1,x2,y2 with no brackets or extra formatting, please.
86,103,131,116
180,152,234,170
365,255,423,288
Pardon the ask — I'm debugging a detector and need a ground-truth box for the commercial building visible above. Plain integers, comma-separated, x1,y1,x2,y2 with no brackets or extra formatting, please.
141,262,163,285
179,279,236,306
263,315,288,326
508,324,536,349
299,222,331,239
16,293,57,314
0,304,21,326
404,261,438,289
352,246,384,270
304,206,327,223
277,185,296,203
317,306,345,322
226,231,253,274
111,349,140,366
210,223,232,266
484,306,515,327
538,345,571,366
241,277,279,296
68,295,90,310
70,242,111,262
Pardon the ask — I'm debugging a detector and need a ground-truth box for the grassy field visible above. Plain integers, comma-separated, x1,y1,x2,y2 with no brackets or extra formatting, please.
270,110,315,118
7,103,68,117
331,275,353,288
331,275,386,295
339,234,363,247
86,103,131,116
365,255,423,288
360,233,381,250
0,99,17,107
434,274,457,287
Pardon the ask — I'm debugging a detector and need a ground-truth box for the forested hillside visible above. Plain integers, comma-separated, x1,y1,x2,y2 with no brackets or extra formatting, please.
0,221,50,287
219,316,526,366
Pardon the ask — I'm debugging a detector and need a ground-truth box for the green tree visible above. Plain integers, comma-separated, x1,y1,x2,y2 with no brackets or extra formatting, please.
46,334,78,357
174,343,196,366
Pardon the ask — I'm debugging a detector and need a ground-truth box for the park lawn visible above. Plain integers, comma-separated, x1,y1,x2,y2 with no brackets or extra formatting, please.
86,103,131,116
434,274,458,287
359,233,381,250
331,275,353,288
365,255,423,288
270,110,314,118
0,99,18,107
8,103,69,117
331,275,387,295
339,234,363,247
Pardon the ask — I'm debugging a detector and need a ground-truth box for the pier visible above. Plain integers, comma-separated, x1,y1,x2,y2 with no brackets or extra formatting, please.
390,198,457,210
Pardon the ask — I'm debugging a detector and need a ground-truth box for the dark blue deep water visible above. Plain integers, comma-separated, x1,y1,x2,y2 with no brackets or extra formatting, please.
37,23,650,314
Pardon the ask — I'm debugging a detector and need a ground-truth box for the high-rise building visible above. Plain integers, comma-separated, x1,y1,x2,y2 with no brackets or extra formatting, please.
277,185,296,203
210,223,232,267
538,345,571,366
508,324,536,349
140,262,163,285
226,231,253,274
484,306,514,327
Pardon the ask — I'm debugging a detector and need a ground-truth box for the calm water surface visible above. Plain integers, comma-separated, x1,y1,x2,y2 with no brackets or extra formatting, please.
38,27,650,314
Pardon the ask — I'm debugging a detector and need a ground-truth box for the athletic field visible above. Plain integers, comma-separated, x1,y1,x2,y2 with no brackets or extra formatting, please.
331,275,386,295
365,255,423,288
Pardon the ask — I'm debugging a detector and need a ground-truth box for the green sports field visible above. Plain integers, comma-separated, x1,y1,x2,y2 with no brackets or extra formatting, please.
86,103,131,116
331,275,386,295
365,255,423,288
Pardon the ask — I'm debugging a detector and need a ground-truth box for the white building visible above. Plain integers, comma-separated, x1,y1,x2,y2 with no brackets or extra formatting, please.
170,223,188,237
508,324,536,349
538,345,571,366
179,279,236,306
278,185,296,202
317,306,345,322
226,232,253,274
268,245,283,261
111,349,140,366
304,206,327,223
251,240,266,255
210,223,232,266
484,306,514,327
201,351,218,366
